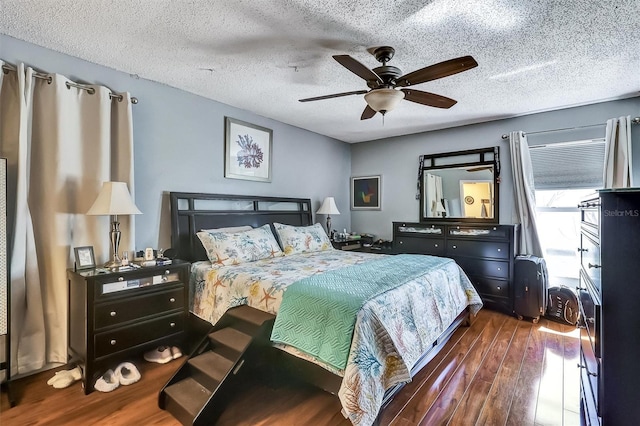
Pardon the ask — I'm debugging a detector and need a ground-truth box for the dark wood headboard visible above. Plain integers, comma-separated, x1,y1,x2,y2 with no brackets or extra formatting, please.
170,192,313,262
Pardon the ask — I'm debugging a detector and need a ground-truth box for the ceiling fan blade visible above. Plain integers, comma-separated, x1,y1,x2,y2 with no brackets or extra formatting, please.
333,55,383,84
397,56,478,87
360,105,377,120
401,89,457,109
299,90,368,102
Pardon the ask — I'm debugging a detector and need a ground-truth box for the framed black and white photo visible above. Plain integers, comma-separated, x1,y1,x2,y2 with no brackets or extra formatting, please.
224,117,273,182
351,175,381,210
74,246,96,270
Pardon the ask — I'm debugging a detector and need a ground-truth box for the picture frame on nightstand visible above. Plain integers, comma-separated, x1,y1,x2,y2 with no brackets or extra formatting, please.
74,246,96,270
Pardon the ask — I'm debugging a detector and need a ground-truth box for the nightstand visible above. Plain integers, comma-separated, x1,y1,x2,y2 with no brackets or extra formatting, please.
331,239,363,251
67,260,190,394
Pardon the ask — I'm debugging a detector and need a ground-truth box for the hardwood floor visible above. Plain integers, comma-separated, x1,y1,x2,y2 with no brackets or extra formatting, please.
0,309,580,425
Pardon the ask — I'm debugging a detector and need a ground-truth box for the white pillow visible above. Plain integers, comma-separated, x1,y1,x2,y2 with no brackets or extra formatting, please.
197,224,283,266
273,222,333,255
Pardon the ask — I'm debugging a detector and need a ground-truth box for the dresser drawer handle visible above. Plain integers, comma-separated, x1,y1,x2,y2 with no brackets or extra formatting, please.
110,311,116,317
497,267,501,271
434,244,438,248
110,339,116,346
588,263,601,269
577,248,588,252
118,277,124,282
577,363,598,377
169,297,176,303
170,322,176,328
497,248,501,252
399,241,404,244
165,270,170,275
496,286,501,290
452,245,457,249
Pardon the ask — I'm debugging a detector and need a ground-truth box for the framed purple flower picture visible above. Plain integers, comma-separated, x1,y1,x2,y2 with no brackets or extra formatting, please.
224,117,273,182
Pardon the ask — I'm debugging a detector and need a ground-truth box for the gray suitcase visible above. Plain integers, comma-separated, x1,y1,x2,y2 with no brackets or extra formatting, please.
513,255,548,323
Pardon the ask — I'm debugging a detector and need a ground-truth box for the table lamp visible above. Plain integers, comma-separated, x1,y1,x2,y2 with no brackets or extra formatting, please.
316,197,340,236
87,181,142,268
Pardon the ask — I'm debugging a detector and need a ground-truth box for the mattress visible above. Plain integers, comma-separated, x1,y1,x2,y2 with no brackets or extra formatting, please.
189,250,482,425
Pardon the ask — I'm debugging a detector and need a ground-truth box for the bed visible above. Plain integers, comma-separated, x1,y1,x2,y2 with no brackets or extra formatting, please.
170,192,482,426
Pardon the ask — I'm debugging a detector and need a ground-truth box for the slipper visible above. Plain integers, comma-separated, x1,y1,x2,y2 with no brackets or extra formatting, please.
144,346,173,364
47,366,82,389
115,362,141,386
95,369,119,392
170,346,183,360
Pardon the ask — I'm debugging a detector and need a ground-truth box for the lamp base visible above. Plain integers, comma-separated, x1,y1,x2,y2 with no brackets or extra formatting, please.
104,258,122,269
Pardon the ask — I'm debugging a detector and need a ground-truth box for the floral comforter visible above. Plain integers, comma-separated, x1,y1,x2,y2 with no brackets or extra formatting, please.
190,250,482,426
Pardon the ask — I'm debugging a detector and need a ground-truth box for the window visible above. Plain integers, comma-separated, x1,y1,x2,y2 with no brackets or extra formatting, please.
530,138,604,287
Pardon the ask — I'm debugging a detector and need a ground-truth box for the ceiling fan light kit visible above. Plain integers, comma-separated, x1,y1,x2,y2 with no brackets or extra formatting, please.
299,46,478,120
364,88,405,114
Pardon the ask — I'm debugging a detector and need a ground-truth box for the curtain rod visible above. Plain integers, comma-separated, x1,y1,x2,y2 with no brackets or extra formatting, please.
501,117,640,140
1,63,138,104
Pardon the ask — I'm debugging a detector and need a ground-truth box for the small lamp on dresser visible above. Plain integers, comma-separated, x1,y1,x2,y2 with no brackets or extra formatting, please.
316,197,340,237
86,181,142,268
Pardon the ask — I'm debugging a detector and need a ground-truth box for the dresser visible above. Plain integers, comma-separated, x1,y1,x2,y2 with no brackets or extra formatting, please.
68,260,190,393
393,222,519,314
578,189,640,425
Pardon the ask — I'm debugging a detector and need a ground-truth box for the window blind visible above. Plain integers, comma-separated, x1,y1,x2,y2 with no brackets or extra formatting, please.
529,139,604,190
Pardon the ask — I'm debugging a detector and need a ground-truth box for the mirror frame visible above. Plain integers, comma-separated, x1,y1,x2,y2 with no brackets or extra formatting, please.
418,146,500,223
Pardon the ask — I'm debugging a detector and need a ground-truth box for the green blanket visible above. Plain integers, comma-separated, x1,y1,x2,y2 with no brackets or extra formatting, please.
270,254,454,370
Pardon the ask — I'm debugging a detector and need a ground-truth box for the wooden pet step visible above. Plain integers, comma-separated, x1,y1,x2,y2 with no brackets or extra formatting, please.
163,377,212,425
209,327,252,360
226,305,275,327
188,351,235,390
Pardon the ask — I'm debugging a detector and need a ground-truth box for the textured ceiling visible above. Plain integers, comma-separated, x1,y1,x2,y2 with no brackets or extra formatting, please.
1,0,639,143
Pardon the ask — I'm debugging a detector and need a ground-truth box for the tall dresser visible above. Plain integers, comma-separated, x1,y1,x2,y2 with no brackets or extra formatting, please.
393,222,519,314
578,189,640,425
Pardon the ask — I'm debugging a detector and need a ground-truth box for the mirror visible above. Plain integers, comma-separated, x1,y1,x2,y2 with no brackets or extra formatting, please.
419,147,500,223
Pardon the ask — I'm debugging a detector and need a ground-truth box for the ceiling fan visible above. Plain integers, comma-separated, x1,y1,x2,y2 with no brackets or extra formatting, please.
299,46,478,120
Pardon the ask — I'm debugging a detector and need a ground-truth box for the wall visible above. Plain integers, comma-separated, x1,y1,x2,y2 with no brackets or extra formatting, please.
1,35,352,252
351,97,640,240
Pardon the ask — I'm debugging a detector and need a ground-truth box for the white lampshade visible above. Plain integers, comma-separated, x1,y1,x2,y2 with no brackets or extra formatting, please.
316,197,340,215
364,88,405,113
87,182,142,216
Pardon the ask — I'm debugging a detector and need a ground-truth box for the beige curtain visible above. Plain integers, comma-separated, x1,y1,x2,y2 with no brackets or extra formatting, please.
603,116,633,188
509,131,543,257
0,61,135,375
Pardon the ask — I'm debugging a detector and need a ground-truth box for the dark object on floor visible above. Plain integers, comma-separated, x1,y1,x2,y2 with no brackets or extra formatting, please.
546,285,579,326
513,255,548,323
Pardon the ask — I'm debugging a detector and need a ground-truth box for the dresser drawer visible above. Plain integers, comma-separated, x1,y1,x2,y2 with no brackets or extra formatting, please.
468,276,509,298
578,271,601,357
94,312,184,358
395,237,446,256
580,333,601,417
448,225,510,239
95,286,185,329
447,239,510,260
455,257,509,280
395,223,445,237
580,232,601,294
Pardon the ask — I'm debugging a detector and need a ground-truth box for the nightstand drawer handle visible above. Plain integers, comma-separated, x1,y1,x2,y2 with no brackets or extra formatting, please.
170,322,176,328
110,339,116,345
452,245,457,249
497,248,501,252
497,267,502,271
118,277,124,282
434,244,438,248
169,297,176,303
165,270,170,275
588,263,601,269
496,286,501,290
110,311,116,317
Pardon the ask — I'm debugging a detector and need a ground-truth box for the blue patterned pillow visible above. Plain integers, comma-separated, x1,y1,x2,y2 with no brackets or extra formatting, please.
197,224,283,266
273,222,333,255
